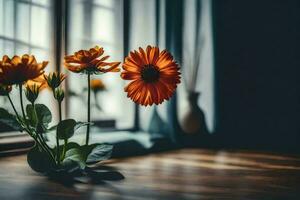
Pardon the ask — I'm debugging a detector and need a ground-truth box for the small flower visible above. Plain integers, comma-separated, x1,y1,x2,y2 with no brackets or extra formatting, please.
54,88,64,102
121,46,181,106
44,72,66,90
0,55,48,85
0,84,12,96
90,79,106,93
64,46,121,74
25,82,44,104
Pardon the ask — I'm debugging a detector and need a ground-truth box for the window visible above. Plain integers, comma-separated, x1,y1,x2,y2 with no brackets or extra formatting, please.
0,0,51,58
0,0,54,132
0,0,135,133
67,0,135,130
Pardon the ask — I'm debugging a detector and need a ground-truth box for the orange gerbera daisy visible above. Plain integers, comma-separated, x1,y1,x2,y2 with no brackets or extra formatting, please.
64,46,120,74
26,74,47,91
121,46,181,106
0,55,48,85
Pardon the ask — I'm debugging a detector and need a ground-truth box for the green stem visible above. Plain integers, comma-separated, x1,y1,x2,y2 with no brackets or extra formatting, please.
36,134,56,162
19,84,55,163
7,94,21,121
31,103,53,161
31,103,38,141
56,101,62,165
62,139,68,160
19,84,26,121
58,101,62,122
85,74,91,145
32,103,55,162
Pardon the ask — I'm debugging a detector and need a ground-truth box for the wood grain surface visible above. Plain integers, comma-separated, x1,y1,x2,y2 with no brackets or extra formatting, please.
0,148,300,200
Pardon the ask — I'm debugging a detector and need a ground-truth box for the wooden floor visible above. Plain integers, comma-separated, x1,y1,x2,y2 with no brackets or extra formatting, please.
1,149,300,200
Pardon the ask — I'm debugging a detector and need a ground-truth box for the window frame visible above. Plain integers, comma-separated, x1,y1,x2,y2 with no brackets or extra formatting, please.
0,0,139,135
63,0,138,132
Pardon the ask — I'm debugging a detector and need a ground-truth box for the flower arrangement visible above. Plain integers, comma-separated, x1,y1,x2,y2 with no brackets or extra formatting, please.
0,45,180,179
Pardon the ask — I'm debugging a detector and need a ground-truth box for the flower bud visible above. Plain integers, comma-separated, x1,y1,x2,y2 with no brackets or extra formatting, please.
44,72,66,90
0,84,12,96
54,88,64,102
25,83,41,104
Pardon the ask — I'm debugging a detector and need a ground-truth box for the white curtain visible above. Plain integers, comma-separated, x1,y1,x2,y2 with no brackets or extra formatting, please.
129,0,215,136
180,0,215,132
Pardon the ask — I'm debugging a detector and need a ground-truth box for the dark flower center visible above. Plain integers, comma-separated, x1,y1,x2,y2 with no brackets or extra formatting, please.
141,65,160,83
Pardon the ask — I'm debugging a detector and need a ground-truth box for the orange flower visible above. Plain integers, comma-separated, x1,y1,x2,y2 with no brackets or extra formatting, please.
90,79,106,92
121,46,181,106
26,75,47,91
0,55,48,85
64,46,120,74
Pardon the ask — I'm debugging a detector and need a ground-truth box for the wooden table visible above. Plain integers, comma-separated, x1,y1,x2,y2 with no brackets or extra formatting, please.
1,149,300,200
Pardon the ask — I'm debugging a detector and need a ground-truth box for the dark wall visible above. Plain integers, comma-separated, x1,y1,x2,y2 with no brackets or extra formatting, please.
213,0,300,150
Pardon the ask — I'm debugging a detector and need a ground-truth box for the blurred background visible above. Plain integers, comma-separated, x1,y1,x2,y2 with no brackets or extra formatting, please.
0,0,299,152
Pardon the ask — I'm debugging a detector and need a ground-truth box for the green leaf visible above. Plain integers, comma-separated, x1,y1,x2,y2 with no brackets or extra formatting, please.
57,120,90,140
86,144,113,164
34,104,52,128
63,147,86,169
62,143,113,169
47,122,90,133
57,119,77,140
61,159,81,173
0,107,23,131
47,125,57,132
26,104,38,127
66,142,81,150
75,121,92,130
52,142,81,158
26,104,51,134
27,146,56,173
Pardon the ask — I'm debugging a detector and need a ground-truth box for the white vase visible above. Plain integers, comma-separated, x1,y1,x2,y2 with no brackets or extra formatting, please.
180,92,208,135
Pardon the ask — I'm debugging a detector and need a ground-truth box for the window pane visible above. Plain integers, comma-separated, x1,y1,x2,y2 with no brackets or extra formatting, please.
0,39,3,55
16,2,30,42
0,0,55,132
2,40,15,56
32,0,50,6
67,0,134,129
15,43,30,55
94,0,114,8
30,47,48,62
0,0,3,36
30,6,50,48
2,0,14,38
91,7,115,44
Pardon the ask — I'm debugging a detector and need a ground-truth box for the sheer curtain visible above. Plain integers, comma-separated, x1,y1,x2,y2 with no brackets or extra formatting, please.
180,0,215,133
128,0,215,143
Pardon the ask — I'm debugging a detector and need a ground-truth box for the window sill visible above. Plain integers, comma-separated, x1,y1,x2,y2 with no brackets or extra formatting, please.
0,130,157,157
0,132,34,156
